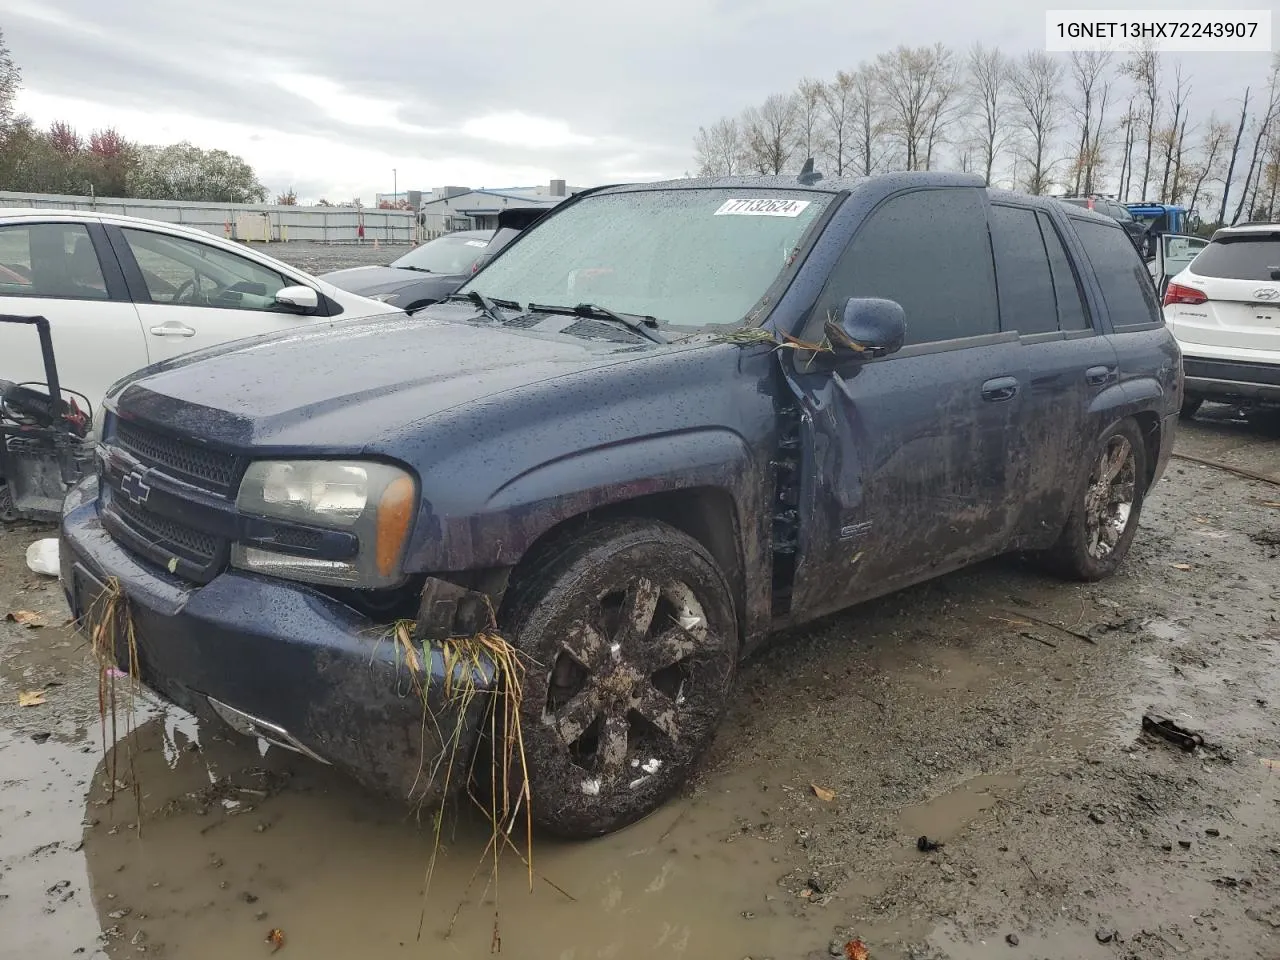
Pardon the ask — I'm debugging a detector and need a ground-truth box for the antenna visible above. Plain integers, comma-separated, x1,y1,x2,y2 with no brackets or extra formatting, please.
797,157,822,185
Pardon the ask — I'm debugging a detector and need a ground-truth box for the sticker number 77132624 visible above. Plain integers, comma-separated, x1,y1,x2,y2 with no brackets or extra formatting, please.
714,198,812,218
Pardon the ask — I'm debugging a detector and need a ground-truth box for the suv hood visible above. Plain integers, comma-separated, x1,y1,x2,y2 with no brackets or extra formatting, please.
320,265,463,298
112,310,651,449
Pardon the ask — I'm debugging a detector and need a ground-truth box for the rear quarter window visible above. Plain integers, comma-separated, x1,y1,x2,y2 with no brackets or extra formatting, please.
1190,236,1280,281
1070,219,1161,330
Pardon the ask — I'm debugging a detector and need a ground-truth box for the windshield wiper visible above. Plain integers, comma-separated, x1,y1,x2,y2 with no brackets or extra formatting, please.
527,302,666,344
444,290,519,324
398,265,432,273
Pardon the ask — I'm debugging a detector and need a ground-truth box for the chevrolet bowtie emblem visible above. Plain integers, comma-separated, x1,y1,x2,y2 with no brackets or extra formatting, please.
120,469,152,506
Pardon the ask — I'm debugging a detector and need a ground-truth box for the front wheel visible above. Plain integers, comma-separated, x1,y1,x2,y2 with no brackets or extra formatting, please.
1043,418,1148,581
501,519,738,839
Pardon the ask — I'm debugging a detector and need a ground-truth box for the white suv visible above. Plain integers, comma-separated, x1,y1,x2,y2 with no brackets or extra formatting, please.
1161,223,1280,418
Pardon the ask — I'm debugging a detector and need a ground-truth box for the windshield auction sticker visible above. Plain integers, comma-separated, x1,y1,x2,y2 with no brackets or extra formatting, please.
714,198,812,218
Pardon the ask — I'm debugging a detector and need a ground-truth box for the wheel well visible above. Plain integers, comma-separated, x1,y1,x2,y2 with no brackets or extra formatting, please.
1132,411,1161,489
510,487,745,637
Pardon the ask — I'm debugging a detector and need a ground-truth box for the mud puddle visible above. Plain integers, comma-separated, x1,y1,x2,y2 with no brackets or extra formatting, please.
78,712,825,960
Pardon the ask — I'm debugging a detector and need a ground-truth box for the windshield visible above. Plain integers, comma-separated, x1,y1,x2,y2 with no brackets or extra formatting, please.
1191,235,1280,281
458,188,832,329
391,233,493,273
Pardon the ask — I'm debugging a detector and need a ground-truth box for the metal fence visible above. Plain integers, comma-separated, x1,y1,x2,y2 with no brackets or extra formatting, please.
0,191,418,244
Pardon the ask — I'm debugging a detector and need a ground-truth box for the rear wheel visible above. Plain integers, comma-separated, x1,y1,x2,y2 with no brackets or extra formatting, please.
1043,418,1148,581
501,519,737,838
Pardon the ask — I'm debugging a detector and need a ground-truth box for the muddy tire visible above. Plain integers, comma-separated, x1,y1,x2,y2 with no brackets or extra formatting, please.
1043,418,1148,582
500,519,737,839
1179,395,1203,420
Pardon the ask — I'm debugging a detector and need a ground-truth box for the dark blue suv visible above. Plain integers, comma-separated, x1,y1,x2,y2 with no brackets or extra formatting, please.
61,172,1181,838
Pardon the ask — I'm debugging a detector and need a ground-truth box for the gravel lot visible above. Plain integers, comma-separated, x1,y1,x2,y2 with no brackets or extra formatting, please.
1,400,1278,960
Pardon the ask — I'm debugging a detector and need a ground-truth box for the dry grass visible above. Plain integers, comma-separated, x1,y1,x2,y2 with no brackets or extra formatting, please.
80,577,144,830
383,599,545,948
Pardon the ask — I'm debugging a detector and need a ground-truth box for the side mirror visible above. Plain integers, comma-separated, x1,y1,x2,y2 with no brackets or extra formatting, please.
274,285,319,313
825,297,906,358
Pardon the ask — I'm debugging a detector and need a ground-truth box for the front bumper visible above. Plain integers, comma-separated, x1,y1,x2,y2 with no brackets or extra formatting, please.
59,477,492,806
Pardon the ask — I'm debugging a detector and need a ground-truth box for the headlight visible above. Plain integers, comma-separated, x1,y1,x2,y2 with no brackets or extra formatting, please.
232,460,416,588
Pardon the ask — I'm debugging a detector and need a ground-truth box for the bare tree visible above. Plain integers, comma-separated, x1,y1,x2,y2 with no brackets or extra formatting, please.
0,28,18,130
876,44,960,171
1066,50,1113,195
1158,65,1191,201
1186,116,1230,215
966,44,1009,185
742,94,799,175
693,117,744,176
820,70,855,175
795,78,828,165
1122,45,1161,201
1167,114,1192,204
1009,51,1065,195
851,64,884,176
1219,88,1252,224
1232,56,1280,223
1117,98,1137,200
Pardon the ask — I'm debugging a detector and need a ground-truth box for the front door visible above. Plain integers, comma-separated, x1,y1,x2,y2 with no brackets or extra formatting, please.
781,186,1027,622
106,225,317,364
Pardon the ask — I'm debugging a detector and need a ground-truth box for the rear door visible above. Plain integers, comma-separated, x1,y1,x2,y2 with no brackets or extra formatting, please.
0,220,145,418
1169,231,1280,358
106,224,320,364
988,203,1119,547
784,187,1027,619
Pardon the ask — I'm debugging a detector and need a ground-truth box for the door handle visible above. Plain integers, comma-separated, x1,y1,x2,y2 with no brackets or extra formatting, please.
981,376,1019,402
149,322,196,338
1085,365,1116,385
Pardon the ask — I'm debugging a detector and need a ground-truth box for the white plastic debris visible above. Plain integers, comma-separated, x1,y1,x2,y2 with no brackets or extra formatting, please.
25,538,59,577
678,615,703,631
641,758,663,775
580,778,601,797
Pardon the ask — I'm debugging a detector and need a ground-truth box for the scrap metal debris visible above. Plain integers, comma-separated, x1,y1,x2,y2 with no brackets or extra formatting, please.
843,939,870,960
265,928,285,953
1142,714,1205,752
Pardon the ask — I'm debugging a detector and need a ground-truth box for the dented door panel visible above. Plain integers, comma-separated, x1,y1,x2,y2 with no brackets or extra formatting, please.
782,337,1028,623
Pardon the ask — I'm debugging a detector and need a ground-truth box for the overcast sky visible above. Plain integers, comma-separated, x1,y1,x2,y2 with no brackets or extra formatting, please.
2,0,1274,202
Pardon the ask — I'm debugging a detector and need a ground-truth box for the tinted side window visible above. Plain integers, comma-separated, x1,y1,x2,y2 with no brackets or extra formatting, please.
1036,212,1091,331
0,223,109,300
1071,219,1161,328
821,188,997,345
990,205,1056,336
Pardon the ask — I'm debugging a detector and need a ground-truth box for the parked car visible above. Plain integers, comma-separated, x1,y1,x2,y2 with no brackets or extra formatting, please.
1161,223,1280,417
320,229,494,310
321,209,549,311
0,209,403,420
62,172,1180,839
1058,196,1150,252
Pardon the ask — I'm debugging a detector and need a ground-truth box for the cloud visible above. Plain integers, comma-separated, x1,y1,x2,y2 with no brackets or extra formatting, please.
3,0,1273,202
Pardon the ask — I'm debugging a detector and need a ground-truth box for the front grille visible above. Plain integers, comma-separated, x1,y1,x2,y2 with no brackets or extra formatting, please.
116,420,240,493
108,492,219,563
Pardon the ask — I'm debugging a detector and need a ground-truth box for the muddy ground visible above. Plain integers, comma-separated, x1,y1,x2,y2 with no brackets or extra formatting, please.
2,401,1278,960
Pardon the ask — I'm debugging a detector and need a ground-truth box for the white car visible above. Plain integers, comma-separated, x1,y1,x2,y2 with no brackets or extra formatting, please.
0,209,403,422
1159,223,1280,418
